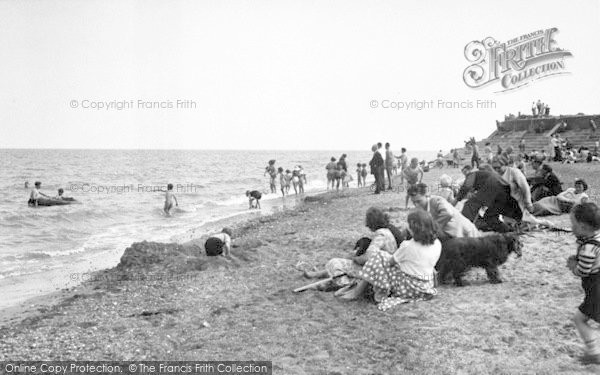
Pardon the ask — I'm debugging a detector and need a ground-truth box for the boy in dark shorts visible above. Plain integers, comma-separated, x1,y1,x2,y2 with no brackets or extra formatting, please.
246,190,262,209
567,203,600,363
204,227,233,257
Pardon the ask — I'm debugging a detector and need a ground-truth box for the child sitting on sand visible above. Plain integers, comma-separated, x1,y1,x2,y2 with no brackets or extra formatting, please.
164,183,178,216
205,227,234,258
246,190,262,209
567,203,600,364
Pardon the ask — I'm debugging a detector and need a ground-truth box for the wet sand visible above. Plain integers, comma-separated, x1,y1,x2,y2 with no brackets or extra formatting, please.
1,163,599,374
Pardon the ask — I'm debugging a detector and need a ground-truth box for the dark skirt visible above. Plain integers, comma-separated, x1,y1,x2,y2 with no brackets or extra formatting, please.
580,273,600,323
204,237,224,256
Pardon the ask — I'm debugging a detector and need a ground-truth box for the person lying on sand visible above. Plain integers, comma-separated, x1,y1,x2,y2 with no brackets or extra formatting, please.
338,210,441,312
533,179,589,216
205,227,235,259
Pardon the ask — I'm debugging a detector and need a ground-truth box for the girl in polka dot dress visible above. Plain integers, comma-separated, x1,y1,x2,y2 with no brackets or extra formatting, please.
358,209,442,311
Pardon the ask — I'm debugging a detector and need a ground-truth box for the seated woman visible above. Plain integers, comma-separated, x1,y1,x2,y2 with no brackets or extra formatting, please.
532,179,589,216
531,164,563,202
339,210,441,311
304,207,405,295
408,183,480,239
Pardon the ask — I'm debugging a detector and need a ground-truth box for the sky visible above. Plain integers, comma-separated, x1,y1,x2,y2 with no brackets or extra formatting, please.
0,0,599,151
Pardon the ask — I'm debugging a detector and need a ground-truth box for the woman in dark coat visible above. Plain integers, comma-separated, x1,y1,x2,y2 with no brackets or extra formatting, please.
369,144,384,194
531,164,563,202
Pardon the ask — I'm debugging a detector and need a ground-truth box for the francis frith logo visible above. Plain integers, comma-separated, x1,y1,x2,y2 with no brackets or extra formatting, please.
463,27,572,92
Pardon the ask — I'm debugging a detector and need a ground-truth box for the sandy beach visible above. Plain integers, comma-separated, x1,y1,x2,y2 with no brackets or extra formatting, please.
1,163,599,374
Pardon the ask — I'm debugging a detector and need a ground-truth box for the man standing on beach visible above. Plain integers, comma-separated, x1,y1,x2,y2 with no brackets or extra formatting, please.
385,143,395,190
470,139,480,169
369,144,384,194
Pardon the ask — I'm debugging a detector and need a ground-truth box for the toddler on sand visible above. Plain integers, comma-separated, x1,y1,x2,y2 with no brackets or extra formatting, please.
567,203,600,364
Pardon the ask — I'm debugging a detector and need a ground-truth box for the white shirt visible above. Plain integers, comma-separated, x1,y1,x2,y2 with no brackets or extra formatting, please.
393,238,441,280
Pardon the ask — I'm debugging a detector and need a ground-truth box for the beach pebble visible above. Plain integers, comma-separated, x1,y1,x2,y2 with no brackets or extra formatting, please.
202,321,210,328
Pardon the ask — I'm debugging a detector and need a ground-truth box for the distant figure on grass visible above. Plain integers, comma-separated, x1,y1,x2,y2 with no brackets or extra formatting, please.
385,143,395,190
567,203,600,364
326,157,337,190
369,144,385,194
205,227,234,259
246,190,262,209
28,181,50,207
339,209,442,311
163,183,179,216
401,158,423,209
264,160,277,194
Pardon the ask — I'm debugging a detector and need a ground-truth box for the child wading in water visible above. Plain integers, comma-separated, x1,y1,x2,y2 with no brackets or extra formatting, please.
163,183,178,216
568,202,600,364
277,167,286,196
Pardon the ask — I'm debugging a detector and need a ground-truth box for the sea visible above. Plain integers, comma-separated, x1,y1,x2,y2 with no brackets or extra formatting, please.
0,149,436,308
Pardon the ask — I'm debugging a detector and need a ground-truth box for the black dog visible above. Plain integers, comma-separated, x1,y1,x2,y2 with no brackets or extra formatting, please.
436,233,522,286
354,237,372,256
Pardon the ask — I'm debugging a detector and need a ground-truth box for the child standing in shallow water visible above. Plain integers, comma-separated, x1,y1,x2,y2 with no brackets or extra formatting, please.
164,183,178,216
356,163,363,187
568,203,600,363
277,167,286,196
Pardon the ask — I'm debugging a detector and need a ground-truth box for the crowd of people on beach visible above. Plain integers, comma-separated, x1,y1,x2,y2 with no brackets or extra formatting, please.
263,160,307,197
295,136,600,363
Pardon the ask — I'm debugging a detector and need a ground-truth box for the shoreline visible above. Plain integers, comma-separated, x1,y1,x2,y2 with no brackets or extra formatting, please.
0,185,337,324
